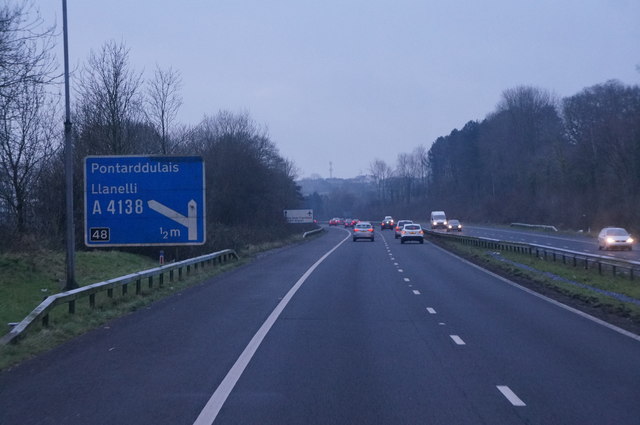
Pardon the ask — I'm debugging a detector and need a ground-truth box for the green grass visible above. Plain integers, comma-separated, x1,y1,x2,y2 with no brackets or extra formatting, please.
0,250,157,334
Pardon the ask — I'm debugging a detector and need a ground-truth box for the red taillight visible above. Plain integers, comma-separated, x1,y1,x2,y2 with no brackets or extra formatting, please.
368,228,373,232
419,230,424,234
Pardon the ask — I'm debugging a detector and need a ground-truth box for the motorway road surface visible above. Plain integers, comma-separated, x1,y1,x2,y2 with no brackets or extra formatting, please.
1,226,640,424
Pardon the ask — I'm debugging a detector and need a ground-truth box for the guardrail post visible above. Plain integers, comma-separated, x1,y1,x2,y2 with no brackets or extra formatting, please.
179,267,183,280
148,276,153,289
136,279,141,295
598,262,602,275
89,294,96,309
42,314,49,327
159,273,164,287
122,283,128,296
170,270,174,282
68,300,75,314
630,269,634,281
107,288,113,298
573,255,577,267
612,265,617,277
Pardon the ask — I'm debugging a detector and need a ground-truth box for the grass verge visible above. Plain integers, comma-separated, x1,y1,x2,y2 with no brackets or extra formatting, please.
0,230,322,371
429,236,640,335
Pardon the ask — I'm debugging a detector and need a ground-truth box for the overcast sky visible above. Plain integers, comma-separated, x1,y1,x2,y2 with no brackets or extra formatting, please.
40,1,640,179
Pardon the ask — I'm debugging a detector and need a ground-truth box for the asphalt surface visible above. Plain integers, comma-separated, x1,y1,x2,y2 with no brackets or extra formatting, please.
1,226,640,424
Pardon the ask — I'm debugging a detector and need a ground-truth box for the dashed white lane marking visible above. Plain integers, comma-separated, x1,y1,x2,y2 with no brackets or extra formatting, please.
450,335,466,345
398,269,404,273
426,307,436,314
192,233,351,425
412,290,421,295
438,322,446,326
394,262,399,266
403,278,410,282
497,386,526,406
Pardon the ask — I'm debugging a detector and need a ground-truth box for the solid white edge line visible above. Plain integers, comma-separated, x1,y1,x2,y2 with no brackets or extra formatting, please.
497,385,526,406
193,232,351,425
427,307,437,314
412,290,421,295
429,242,640,343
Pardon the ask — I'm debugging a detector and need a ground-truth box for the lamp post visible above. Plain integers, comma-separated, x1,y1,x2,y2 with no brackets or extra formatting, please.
63,0,77,290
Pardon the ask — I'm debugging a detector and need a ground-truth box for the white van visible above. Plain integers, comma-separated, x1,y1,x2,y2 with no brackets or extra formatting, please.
430,211,447,229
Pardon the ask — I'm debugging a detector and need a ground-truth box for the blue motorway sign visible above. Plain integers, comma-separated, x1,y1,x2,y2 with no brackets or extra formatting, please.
84,156,206,247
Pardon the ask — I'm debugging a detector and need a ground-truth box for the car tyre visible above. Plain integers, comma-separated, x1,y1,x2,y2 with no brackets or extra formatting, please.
420,239,424,244
352,237,356,242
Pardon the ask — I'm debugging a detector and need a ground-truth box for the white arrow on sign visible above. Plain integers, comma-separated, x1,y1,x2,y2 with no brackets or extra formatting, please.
148,199,198,240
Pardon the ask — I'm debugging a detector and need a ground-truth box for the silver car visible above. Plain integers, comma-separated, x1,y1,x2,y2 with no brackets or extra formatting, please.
352,222,375,242
598,227,634,251
394,220,413,239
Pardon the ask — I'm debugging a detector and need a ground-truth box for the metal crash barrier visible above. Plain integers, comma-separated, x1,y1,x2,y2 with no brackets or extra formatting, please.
1,249,239,345
425,230,640,281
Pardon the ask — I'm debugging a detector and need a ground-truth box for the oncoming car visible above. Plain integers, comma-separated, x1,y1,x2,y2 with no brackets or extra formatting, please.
352,222,375,242
400,223,424,244
598,227,634,251
447,219,462,232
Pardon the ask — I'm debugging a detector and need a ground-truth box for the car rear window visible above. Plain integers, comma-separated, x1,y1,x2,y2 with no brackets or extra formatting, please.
405,225,420,230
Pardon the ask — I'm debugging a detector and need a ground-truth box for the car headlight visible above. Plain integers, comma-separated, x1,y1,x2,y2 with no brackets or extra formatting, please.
627,237,634,243
606,237,615,244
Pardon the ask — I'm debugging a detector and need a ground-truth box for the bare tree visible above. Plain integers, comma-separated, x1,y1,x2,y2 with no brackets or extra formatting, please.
369,159,391,201
0,74,60,234
146,64,182,154
0,1,59,237
75,40,144,155
0,1,57,97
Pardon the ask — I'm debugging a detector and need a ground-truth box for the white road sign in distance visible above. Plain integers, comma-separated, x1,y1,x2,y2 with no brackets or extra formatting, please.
84,156,206,246
284,209,314,223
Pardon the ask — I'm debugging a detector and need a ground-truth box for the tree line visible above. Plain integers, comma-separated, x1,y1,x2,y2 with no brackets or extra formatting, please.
0,2,303,253
307,81,639,233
